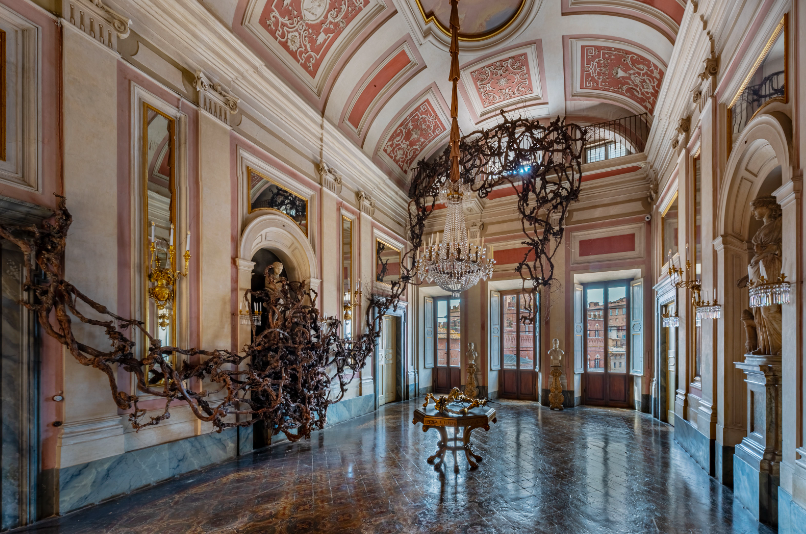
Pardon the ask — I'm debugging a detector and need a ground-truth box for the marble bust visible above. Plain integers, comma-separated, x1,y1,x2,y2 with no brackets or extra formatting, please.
549,338,564,367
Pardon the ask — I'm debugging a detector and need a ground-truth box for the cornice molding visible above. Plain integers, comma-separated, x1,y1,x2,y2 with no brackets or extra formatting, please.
104,0,409,226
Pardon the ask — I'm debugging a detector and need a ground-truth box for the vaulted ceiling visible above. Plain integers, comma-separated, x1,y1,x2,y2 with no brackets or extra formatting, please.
203,0,682,189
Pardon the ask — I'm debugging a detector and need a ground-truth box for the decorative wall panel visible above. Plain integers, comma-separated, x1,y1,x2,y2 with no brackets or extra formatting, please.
565,36,666,115
581,45,663,113
459,41,546,123
374,85,450,184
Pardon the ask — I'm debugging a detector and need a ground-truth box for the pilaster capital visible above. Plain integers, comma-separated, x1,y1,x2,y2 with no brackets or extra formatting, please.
61,0,131,53
712,234,747,255
774,172,802,210
234,258,256,272
318,162,343,196
195,71,239,127
356,191,375,217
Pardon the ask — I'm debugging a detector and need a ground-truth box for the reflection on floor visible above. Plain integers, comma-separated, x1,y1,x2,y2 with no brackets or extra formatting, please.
21,401,773,533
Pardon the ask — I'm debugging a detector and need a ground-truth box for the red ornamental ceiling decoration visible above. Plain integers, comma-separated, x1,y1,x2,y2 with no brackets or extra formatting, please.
260,0,370,76
382,100,446,173
470,53,534,109
581,45,663,113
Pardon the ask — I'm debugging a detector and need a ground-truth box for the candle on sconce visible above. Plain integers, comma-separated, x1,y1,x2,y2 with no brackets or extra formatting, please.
169,224,174,247
151,222,155,243
713,288,716,301
186,231,191,254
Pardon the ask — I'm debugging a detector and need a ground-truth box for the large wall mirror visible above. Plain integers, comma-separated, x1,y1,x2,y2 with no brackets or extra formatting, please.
342,216,353,338
662,193,678,264
248,167,308,236
143,103,177,382
375,238,401,285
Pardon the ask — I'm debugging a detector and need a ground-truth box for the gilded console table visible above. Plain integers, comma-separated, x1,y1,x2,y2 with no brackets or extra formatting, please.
412,405,497,473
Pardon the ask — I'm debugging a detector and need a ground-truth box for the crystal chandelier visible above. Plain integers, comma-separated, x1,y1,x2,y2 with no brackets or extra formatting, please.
415,183,495,297
412,0,495,297
749,273,791,307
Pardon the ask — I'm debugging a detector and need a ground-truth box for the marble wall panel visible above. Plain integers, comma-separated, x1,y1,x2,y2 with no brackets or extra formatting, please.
58,428,238,513
1,243,24,529
674,413,715,475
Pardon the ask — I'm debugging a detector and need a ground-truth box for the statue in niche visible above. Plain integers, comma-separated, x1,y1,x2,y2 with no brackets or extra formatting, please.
747,196,783,355
741,309,758,354
268,261,284,280
465,343,479,399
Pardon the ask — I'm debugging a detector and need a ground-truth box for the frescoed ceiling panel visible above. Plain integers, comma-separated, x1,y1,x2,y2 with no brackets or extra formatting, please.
561,0,685,43
234,0,394,109
565,36,667,115
201,0,678,191
459,41,547,124
374,85,451,188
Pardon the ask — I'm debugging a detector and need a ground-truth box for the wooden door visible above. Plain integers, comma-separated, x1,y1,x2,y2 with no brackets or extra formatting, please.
583,282,631,408
498,293,538,401
379,315,396,406
433,297,462,394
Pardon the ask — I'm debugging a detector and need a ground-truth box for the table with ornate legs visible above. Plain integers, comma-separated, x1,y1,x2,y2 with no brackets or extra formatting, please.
412,405,497,473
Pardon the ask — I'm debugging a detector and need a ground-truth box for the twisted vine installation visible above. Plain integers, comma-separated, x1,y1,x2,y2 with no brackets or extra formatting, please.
0,196,396,441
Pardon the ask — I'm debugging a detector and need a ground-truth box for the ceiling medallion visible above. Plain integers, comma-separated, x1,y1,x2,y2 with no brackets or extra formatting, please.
414,0,527,42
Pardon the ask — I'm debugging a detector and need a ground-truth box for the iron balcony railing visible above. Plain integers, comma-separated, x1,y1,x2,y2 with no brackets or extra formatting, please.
731,70,785,137
581,113,651,164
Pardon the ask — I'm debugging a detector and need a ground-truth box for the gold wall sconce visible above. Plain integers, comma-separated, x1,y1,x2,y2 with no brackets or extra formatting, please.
148,222,190,327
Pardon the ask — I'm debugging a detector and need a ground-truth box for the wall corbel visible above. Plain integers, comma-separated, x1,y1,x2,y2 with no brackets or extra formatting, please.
318,162,343,196
195,71,240,127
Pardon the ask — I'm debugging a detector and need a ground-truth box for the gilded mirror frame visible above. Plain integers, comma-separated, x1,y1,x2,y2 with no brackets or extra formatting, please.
375,238,401,287
143,102,177,374
341,214,354,338
247,166,309,237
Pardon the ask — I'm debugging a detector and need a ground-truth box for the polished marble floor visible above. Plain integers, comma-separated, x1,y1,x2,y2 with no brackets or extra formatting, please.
21,400,773,533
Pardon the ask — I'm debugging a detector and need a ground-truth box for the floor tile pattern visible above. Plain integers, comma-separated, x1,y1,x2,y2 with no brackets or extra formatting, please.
19,401,774,533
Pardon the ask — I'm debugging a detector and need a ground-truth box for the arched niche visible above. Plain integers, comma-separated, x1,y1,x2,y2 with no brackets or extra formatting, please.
238,211,319,285
712,110,792,461
718,112,792,240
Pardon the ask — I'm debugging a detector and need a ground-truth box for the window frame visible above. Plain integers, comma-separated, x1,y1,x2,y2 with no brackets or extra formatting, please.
434,296,462,369
499,290,539,373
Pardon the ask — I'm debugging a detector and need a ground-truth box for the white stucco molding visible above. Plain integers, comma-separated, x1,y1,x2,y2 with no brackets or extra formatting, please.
61,0,131,53
195,71,239,127
717,112,792,239
238,211,318,283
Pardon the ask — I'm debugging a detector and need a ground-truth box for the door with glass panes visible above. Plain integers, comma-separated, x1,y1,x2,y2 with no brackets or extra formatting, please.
583,281,630,407
499,292,538,400
433,297,462,393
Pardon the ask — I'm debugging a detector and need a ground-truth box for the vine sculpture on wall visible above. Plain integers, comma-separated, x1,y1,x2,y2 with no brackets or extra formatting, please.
0,196,392,441
0,111,586,441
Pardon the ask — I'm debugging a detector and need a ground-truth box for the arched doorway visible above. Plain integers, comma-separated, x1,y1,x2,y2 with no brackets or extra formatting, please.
236,212,319,449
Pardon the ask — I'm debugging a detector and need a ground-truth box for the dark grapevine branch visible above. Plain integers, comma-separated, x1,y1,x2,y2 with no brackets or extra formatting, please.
404,114,586,323
0,196,399,441
1,115,584,440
